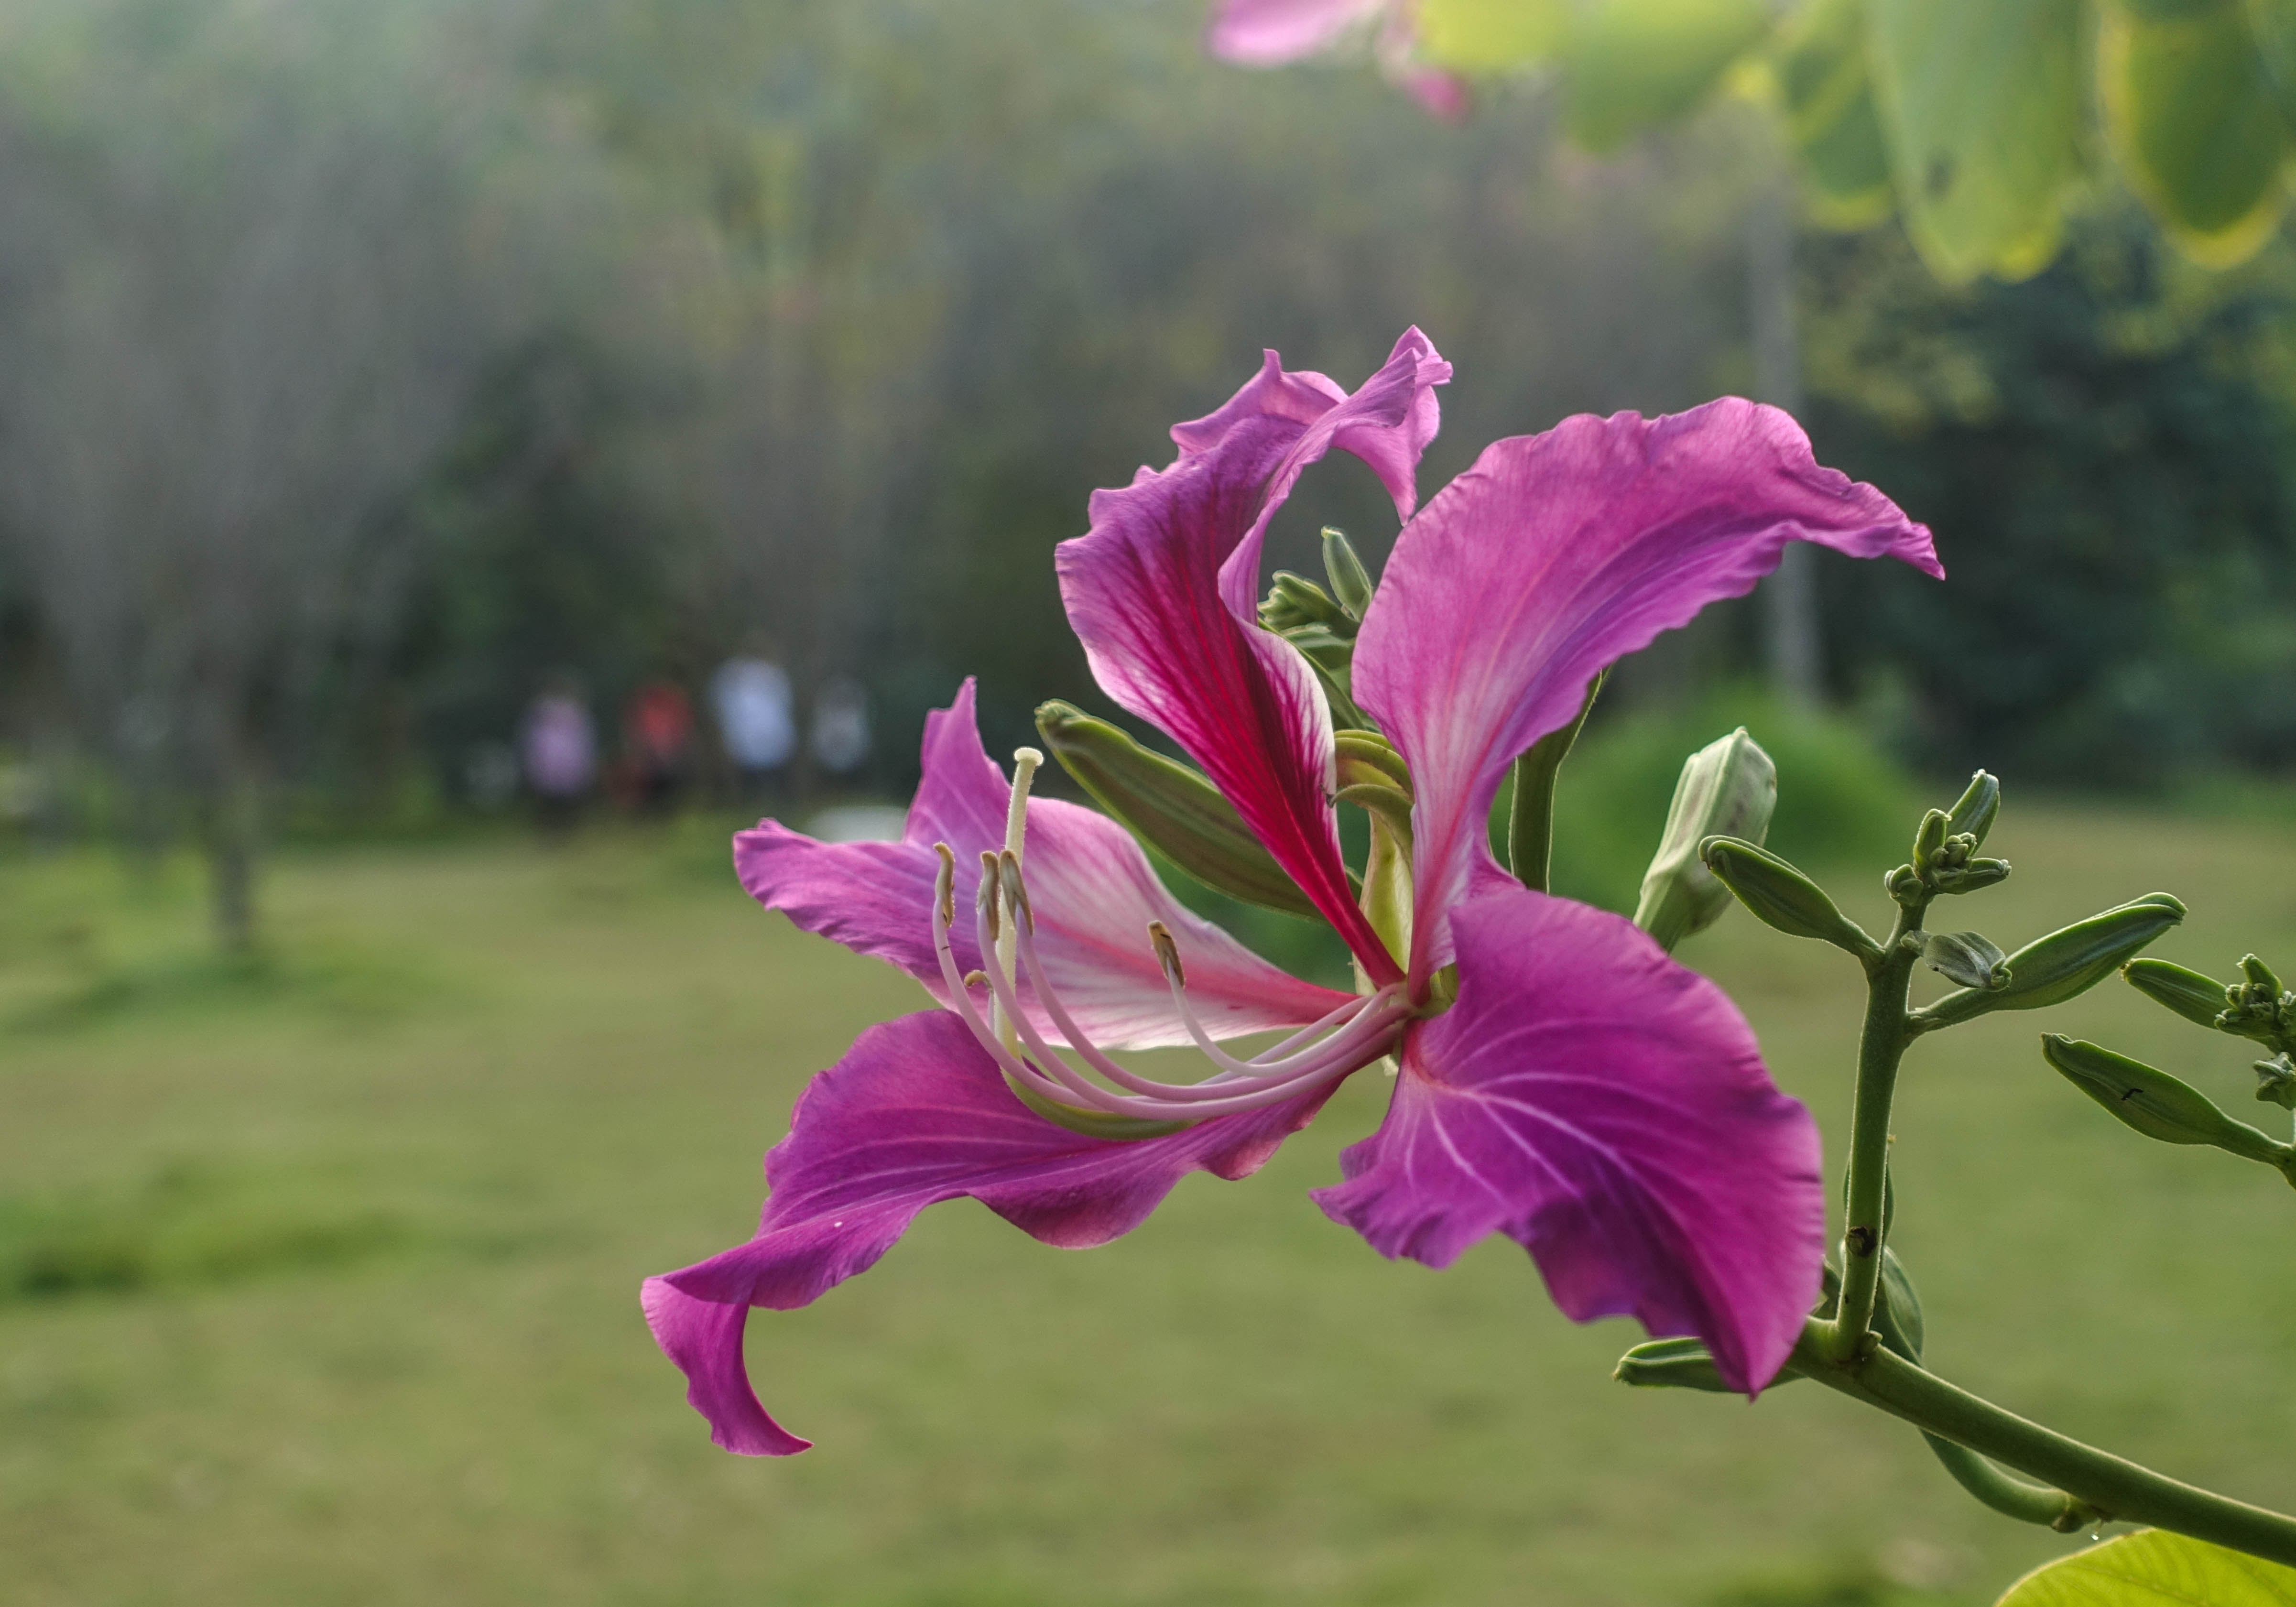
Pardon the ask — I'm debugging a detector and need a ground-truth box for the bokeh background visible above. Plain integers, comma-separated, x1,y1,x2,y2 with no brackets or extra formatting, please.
5,1,2296,1603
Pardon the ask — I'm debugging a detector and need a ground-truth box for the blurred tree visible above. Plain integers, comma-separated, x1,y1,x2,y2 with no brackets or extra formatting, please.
1804,213,2296,784
0,3,493,945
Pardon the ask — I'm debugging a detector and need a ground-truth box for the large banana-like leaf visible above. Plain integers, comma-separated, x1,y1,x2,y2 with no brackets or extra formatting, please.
1773,0,1893,226
1865,0,2089,283
1562,0,1772,152
1415,0,1566,70
2100,0,2288,265
1993,1529,2296,1605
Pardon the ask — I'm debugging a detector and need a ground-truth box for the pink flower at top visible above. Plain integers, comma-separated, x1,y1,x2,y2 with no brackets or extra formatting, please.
644,329,1941,1455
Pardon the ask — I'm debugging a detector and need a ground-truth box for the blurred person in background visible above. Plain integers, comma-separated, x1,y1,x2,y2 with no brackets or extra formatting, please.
809,674,871,781
520,676,596,834
710,648,795,804
622,677,695,817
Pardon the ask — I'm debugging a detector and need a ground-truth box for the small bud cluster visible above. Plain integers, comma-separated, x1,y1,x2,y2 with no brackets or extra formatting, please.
2123,951,2296,1110
1258,529,1377,728
1889,773,2008,907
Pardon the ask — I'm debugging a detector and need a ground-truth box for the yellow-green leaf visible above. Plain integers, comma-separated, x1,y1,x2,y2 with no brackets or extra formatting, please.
1416,0,1566,70
1866,0,2087,283
1563,0,1773,153
2100,0,2288,267
2248,0,2296,122
1773,0,1893,227
1993,1528,2296,1605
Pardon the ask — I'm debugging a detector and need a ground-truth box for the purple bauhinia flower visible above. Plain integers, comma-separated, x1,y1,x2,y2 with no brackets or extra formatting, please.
643,329,1942,1455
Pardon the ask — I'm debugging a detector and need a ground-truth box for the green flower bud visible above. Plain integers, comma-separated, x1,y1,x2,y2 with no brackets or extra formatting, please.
1699,836,1876,957
1614,1335,1805,1393
1035,701,1318,918
2243,953,2285,996
1944,770,2002,849
2122,957,2234,1031
2255,1054,2296,1112
1923,931,2010,991
1911,808,1948,876
1930,855,2011,896
1917,894,2186,1030
2041,1034,2292,1168
1260,570,1351,635
1632,729,1777,954
1321,527,1374,619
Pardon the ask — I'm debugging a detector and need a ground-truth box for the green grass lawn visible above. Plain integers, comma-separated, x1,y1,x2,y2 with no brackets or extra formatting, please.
3,803,2295,1606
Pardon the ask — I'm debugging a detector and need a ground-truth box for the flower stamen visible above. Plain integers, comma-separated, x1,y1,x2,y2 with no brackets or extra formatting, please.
929,839,1407,1132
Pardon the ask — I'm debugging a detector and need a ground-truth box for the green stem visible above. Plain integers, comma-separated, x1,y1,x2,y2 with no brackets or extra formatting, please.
1821,900,1923,1362
1918,1432,2100,1531
1793,1324,2296,1564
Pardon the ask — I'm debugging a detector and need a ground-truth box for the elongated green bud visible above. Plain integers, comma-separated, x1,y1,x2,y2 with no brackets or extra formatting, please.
1266,571,1349,631
1699,836,1876,957
1507,669,1604,893
1923,931,2009,991
1911,808,1948,877
2041,1035,2293,1169
1321,527,1374,619
1632,729,1776,954
1614,1336,1739,1392
1917,894,2186,1030
2123,957,2233,1031
1944,770,2001,848
1034,702,1316,918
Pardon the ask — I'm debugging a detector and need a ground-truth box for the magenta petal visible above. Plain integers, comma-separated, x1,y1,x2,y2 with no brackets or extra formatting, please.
1312,891,1824,1394
647,1010,1338,1453
1353,400,1941,980
1057,332,1450,980
736,680,1351,1047
1206,0,1392,64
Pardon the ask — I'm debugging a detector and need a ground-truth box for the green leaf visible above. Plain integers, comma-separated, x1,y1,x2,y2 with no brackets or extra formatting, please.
1772,0,1894,227
1993,1527,2296,1605
1562,0,1773,153
2100,0,2289,267
2247,0,2296,123
1866,0,2087,283
1416,0,1567,70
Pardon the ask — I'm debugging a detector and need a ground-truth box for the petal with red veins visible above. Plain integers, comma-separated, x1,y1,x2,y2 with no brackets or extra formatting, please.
1313,891,1824,1395
735,680,1349,1049
646,1009,1339,1453
1057,331,1449,980
1353,399,1941,980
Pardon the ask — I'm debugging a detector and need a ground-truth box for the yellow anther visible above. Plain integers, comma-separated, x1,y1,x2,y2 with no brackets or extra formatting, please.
1147,920,1186,987
933,843,958,927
